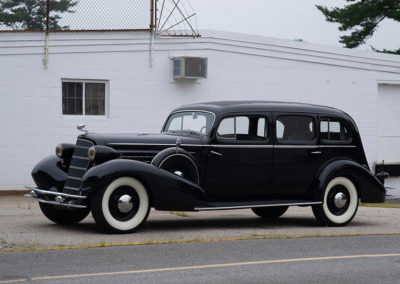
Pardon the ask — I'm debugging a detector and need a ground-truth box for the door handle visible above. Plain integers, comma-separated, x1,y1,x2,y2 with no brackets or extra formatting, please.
310,150,322,155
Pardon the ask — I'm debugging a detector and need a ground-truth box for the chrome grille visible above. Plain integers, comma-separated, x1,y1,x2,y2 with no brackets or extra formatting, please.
63,138,94,193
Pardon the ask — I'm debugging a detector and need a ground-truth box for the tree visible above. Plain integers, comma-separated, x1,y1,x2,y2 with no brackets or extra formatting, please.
0,0,77,31
316,0,400,55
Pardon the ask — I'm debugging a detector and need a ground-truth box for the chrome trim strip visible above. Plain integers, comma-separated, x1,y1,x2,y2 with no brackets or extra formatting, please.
108,143,356,149
64,186,80,191
25,186,86,199
121,155,155,159
274,145,317,149
72,155,89,160
77,138,94,145
211,144,273,149
25,194,87,209
108,143,204,147
194,201,323,211
69,165,86,170
67,176,81,181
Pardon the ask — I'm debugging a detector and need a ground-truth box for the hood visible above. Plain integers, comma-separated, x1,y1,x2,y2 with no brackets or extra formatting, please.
80,132,203,146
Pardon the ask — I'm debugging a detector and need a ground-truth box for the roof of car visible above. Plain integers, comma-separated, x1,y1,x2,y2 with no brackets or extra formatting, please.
173,101,351,118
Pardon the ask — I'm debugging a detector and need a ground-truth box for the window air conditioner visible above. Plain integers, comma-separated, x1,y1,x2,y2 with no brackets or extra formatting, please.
173,57,208,79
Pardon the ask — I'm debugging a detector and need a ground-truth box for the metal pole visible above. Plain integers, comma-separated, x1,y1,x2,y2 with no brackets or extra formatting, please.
150,0,154,30
44,0,50,68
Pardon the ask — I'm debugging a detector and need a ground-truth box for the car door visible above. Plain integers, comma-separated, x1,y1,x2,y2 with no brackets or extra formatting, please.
272,112,324,199
204,113,273,201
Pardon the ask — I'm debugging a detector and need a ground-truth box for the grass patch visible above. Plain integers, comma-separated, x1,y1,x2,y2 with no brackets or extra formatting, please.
169,212,190,217
360,202,400,209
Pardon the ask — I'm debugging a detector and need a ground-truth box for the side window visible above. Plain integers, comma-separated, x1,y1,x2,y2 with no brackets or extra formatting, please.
320,118,352,142
276,116,315,142
217,116,267,141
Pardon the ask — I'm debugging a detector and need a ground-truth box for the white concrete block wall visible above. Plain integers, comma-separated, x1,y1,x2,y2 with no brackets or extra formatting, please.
0,30,400,192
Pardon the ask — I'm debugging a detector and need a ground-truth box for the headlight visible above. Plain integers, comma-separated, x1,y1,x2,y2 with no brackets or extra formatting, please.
55,144,63,157
88,147,96,161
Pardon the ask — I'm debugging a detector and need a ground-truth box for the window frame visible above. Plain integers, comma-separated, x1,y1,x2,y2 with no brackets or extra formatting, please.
319,116,353,145
215,113,270,143
274,113,317,145
61,79,109,117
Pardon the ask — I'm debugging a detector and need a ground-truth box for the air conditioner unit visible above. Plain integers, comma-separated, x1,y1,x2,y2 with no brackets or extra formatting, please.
173,57,208,79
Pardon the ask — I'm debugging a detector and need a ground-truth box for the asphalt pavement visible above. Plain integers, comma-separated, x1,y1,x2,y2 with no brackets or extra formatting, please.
1,235,400,283
1,196,400,252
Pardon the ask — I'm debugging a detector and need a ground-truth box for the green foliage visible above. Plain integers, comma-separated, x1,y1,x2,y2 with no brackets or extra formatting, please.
0,0,77,31
316,0,400,54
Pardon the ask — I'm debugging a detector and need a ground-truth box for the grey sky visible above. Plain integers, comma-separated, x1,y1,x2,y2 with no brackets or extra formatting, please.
189,0,398,51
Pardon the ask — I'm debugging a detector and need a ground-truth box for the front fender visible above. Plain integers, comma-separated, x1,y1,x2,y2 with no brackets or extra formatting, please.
312,159,386,203
81,159,207,211
31,155,67,191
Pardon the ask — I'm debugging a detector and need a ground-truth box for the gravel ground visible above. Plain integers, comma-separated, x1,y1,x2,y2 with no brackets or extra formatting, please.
0,195,399,252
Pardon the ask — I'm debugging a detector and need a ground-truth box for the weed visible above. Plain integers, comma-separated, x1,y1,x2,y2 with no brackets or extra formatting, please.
169,211,189,217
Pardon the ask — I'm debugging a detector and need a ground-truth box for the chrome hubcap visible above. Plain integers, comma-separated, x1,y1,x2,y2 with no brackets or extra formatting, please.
174,170,184,177
334,192,347,209
118,194,133,213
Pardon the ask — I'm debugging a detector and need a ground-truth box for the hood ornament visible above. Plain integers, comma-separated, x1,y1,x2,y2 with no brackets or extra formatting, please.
77,124,89,134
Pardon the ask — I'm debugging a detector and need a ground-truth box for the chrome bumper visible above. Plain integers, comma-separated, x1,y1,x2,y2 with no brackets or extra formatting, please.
24,186,87,209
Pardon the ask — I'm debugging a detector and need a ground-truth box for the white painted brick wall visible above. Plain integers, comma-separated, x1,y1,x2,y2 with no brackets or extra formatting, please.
0,30,399,193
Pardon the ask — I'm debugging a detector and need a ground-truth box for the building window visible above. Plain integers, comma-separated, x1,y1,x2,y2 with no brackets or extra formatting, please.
62,80,106,115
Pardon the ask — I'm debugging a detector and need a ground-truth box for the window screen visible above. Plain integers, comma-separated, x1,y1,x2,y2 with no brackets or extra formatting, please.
276,116,315,141
62,81,106,116
320,118,352,142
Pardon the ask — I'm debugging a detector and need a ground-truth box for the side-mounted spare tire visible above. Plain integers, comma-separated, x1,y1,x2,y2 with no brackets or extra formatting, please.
151,147,200,185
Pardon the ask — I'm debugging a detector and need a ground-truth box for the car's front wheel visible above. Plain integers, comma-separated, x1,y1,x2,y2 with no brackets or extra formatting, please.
312,176,359,226
90,177,150,233
252,206,288,219
39,203,90,224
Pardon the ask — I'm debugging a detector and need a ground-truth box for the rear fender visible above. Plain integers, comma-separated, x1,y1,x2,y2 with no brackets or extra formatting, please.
31,155,67,191
81,159,207,211
312,159,386,203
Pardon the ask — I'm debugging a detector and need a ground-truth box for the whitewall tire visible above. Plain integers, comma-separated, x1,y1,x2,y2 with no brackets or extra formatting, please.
91,177,150,233
312,177,359,226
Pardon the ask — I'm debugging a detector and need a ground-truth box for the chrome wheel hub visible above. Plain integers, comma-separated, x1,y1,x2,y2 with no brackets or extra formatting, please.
118,194,133,213
334,192,347,209
174,170,184,177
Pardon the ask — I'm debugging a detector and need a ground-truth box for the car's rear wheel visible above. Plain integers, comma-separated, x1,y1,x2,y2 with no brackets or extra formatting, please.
91,177,150,233
39,203,90,224
252,206,289,219
312,176,359,226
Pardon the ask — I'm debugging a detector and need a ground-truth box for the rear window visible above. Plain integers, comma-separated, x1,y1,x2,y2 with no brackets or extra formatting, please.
320,118,352,142
276,116,315,142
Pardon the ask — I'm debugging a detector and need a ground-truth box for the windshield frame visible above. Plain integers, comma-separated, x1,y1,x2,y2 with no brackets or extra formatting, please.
162,110,216,136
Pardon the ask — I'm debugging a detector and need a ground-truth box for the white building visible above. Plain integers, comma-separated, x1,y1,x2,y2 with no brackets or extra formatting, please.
0,30,399,195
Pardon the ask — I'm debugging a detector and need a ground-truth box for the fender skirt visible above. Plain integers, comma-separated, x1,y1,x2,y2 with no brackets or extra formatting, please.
312,159,386,203
31,155,67,192
81,159,207,211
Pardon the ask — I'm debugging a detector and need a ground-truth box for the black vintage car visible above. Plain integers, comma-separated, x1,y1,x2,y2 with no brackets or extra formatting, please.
26,101,387,233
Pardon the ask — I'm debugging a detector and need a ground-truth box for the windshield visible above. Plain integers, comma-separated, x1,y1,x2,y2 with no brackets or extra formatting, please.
164,111,215,135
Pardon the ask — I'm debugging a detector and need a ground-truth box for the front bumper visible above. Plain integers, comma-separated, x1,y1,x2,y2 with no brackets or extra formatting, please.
24,186,87,209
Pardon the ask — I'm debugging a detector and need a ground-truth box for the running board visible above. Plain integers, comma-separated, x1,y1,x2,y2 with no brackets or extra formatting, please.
194,200,322,211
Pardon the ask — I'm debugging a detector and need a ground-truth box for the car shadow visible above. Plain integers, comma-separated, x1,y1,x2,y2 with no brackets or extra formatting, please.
36,215,369,235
